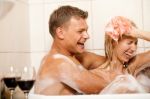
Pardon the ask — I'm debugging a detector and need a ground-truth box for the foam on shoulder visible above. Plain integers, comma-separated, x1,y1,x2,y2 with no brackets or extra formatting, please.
53,54,85,71
53,54,85,94
35,77,58,93
53,54,76,67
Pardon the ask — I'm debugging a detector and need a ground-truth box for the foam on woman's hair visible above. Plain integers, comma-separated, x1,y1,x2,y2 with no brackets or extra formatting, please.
105,16,133,41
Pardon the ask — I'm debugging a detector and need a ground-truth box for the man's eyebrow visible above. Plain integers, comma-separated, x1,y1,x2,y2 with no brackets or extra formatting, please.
79,27,88,31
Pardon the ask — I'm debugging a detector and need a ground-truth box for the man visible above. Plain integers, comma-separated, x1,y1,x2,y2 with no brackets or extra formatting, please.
34,5,106,95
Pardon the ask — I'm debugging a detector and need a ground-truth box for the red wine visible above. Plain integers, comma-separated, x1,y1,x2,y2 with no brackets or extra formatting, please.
17,80,35,93
3,77,17,90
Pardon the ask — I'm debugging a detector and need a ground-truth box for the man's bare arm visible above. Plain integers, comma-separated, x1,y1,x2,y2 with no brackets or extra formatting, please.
75,51,106,70
57,58,107,94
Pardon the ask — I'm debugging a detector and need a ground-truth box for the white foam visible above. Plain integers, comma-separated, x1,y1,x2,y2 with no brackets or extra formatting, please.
53,54,84,71
100,74,146,94
53,54,76,67
35,77,57,93
53,54,84,94
137,73,150,92
60,69,84,94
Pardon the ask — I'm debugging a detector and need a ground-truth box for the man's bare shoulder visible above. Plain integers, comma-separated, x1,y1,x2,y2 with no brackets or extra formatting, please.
39,54,78,76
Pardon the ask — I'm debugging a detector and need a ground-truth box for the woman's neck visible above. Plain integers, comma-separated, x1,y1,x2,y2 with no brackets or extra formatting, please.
110,56,125,72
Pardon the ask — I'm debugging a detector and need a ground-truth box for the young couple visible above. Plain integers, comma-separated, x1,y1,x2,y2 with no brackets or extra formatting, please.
34,5,150,95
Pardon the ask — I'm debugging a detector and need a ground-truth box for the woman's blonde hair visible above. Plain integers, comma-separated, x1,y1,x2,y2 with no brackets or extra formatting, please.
104,16,137,61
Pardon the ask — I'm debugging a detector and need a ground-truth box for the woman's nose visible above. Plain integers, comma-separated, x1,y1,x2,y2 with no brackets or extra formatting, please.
131,44,137,52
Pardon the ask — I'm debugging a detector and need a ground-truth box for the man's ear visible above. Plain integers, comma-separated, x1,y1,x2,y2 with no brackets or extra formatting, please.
55,27,64,39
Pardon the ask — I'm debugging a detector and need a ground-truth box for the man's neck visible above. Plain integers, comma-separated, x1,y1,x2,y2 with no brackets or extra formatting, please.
50,41,74,57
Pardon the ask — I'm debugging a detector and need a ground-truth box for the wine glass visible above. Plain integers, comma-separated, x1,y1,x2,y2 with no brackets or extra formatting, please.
0,71,3,99
16,66,36,99
3,66,18,99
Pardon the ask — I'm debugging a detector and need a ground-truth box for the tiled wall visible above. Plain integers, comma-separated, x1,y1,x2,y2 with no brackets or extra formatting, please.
0,0,150,73
0,1,31,74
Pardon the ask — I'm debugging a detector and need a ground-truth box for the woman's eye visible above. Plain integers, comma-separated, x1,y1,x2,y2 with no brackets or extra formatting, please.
127,40,137,45
135,41,138,45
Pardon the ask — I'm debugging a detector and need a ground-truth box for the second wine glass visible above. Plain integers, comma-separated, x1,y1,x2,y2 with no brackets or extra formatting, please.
16,66,36,99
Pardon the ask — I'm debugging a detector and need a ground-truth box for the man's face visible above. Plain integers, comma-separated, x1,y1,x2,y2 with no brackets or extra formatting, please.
63,17,89,55
114,36,138,63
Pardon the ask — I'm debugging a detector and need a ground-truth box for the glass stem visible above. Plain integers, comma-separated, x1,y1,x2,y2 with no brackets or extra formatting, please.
25,92,28,99
10,90,14,99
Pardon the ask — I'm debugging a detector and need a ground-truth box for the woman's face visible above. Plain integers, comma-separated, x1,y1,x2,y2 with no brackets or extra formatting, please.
113,36,138,63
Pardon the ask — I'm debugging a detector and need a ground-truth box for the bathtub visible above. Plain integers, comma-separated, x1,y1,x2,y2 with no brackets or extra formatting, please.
29,93,150,99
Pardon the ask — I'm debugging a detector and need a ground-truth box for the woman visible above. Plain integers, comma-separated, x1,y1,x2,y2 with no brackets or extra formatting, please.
76,16,150,93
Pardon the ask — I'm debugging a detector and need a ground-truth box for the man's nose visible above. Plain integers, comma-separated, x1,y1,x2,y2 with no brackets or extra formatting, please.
83,32,90,39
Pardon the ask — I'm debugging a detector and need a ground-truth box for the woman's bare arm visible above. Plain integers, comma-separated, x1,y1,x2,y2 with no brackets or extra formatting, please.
127,50,150,76
126,29,150,75
130,29,150,41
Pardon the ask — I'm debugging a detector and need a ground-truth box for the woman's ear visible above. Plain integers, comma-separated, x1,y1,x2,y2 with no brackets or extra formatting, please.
112,40,118,47
55,27,64,39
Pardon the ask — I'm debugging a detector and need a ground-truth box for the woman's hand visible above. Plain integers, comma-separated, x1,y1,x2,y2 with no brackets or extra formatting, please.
126,28,150,41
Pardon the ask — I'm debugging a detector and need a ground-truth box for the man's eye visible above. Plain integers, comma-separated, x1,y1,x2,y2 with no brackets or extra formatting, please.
128,41,133,44
78,31,83,34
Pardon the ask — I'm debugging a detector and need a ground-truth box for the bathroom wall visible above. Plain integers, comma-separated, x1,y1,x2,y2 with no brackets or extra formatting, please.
0,0,31,73
0,0,150,72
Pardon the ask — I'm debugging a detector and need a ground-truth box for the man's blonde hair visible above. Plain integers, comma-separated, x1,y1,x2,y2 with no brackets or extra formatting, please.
49,5,88,38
